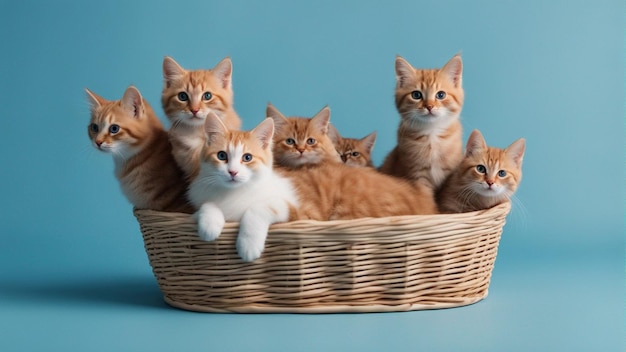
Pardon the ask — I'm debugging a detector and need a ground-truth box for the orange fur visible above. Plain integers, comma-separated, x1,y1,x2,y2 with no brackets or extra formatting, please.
267,103,342,168
192,112,438,221
327,124,377,167
86,86,193,213
437,130,525,213
162,56,242,180
282,165,438,220
380,54,464,190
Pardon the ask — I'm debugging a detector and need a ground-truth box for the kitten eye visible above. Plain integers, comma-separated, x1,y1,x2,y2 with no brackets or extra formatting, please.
202,92,212,100
351,151,360,157
498,170,507,177
89,123,99,133
285,138,296,145
411,91,423,100
109,124,120,134
177,92,189,101
476,165,487,174
436,91,446,100
216,151,228,161
242,153,253,162
306,138,316,145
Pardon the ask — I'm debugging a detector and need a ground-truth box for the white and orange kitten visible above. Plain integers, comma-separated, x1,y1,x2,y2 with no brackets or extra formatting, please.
189,114,438,262
161,56,242,180
380,54,464,190
266,103,341,168
86,86,193,213
327,125,377,167
188,114,298,262
437,130,525,213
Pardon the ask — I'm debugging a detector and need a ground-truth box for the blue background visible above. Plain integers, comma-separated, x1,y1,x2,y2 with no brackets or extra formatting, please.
1,0,623,351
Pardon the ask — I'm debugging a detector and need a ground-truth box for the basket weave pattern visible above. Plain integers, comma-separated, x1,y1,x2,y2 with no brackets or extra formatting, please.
134,202,510,313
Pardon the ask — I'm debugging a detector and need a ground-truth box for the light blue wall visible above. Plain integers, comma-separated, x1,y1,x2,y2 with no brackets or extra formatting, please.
1,0,622,246
0,1,623,351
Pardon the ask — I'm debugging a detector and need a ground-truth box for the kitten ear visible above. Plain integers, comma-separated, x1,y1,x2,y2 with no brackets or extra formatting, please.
163,56,185,88
120,86,144,118
85,88,106,114
266,102,289,131
441,54,463,87
360,131,377,153
505,138,526,168
251,118,275,150
310,106,331,134
326,124,342,145
204,112,229,144
465,130,487,157
395,56,415,88
213,57,233,90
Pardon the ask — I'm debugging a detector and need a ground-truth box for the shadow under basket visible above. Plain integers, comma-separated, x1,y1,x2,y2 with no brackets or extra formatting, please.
133,202,511,313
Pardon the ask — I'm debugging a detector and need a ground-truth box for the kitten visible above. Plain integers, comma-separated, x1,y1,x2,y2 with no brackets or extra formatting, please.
379,54,464,190
188,114,438,262
161,56,242,180
327,124,377,167
284,164,438,221
86,86,194,213
266,103,342,168
437,130,525,213
188,114,299,262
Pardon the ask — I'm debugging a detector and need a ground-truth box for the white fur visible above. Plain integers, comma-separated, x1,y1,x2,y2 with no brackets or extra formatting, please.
188,141,298,262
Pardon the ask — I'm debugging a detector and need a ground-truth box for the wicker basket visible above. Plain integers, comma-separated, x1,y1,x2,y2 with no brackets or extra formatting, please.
133,202,510,313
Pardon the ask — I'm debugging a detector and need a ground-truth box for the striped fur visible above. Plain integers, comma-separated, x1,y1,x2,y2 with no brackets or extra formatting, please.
86,86,193,213
267,103,342,168
380,54,464,190
327,124,377,168
162,56,242,180
437,130,525,213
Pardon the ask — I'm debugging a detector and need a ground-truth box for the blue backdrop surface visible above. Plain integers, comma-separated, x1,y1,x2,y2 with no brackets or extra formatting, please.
0,1,623,351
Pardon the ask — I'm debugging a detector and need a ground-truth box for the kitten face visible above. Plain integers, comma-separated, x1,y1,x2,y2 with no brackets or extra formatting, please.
198,114,273,189
395,54,464,128
267,104,340,167
161,56,233,127
460,130,525,201
86,86,149,159
328,126,376,167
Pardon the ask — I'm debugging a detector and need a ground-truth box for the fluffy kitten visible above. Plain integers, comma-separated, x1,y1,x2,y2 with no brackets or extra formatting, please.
284,165,437,221
379,54,464,190
327,125,377,167
161,56,242,180
188,114,438,262
188,114,298,262
86,86,193,213
266,103,342,168
437,130,525,213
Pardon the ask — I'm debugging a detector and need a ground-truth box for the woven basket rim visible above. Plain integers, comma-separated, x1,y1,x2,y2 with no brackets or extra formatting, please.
133,201,511,235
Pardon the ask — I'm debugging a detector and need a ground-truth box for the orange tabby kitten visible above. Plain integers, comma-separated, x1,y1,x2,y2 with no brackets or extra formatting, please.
162,56,242,180
266,103,341,168
437,130,525,213
327,124,377,167
380,54,464,190
188,114,438,261
86,86,193,213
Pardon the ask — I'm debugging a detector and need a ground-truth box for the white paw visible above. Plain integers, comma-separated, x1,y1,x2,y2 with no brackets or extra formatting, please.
236,228,266,262
196,205,225,241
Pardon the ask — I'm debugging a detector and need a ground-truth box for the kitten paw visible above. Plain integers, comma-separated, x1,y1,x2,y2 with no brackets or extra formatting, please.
196,205,225,241
236,230,265,262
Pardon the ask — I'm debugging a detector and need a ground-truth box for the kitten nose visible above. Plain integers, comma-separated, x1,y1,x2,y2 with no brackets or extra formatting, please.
95,140,103,147
297,148,305,154
486,180,495,186
228,170,238,177
426,105,434,111
190,109,199,115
